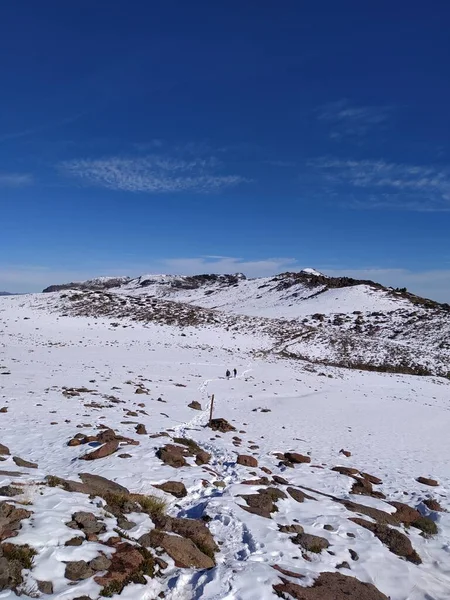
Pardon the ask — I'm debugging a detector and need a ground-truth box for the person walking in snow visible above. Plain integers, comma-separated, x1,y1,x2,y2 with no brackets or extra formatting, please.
226,369,230,380
233,368,237,378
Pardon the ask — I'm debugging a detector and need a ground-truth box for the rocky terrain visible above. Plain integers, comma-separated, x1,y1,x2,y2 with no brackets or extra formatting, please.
0,272,449,599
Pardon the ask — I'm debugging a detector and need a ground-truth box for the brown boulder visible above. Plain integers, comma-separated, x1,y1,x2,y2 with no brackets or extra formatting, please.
94,542,146,587
72,512,106,535
195,450,211,465
339,449,352,457
209,418,235,433
144,530,214,569
12,457,37,469
0,445,10,456
273,572,389,599
350,477,385,499
65,560,94,581
154,481,187,499
80,441,119,460
361,472,383,485
287,487,316,503
0,502,31,541
237,455,258,468
278,524,304,534
240,493,275,518
284,452,311,464
332,466,359,476
417,477,439,487
188,401,202,410
291,533,329,553
389,502,421,524
152,516,218,558
156,444,188,468
79,473,129,496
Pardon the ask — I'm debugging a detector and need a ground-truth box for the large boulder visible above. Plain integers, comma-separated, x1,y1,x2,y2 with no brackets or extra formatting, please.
273,571,389,599
144,530,214,569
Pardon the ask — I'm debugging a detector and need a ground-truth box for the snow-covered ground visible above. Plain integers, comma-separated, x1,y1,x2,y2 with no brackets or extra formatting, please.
0,293,449,599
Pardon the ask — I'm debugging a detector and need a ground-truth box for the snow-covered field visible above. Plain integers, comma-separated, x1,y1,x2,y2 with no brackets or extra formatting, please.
0,292,449,599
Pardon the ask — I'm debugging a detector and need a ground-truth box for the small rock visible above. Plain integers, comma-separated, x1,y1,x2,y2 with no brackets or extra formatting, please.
417,477,439,487
237,455,258,468
272,475,289,485
291,533,330,553
287,487,315,503
12,456,37,469
80,441,119,461
284,452,311,464
323,524,335,531
65,537,84,546
0,486,22,497
188,401,202,410
65,560,94,581
208,418,235,433
37,580,54,594
349,549,359,561
278,524,304,534
154,481,187,498
72,512,105,535
336,561,350,569
144,530,214,569
0,445,10,456
89,555,112,571
135,424,147,435
339,449,351,457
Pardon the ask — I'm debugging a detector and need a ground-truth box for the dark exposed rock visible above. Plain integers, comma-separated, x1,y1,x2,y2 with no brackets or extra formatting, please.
240,492,276,518
350,518,422,564
0,486,21,498
65,537,84,546
273,572,389,600
361,472,383,485
209,418,236,433
287,487,316,503
65,560,94,581
37,580,54,594
188,401,202,410
389,501,421,524
349,549,359,561
332,466,359,476
89,555,112,572
79,473,129,496
278,524,304,534
0,445,10,456
154,481,187,498
72,512,106,535
144,530,214,569
135,424,147,435
416,477,439,487
12,457,37,469
0,503,31,541
284,452,311,464
156,444,188,468
151,515,218,559
195,450,211,465
291,533,329,553
237,455,258,468
339,449,352,457
94,542,147,588
272,564,304,579
272,475,289,485
80,440,119,460
350,477,385,499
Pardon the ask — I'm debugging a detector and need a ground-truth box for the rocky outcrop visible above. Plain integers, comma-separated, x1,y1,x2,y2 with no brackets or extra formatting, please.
273,571,389,599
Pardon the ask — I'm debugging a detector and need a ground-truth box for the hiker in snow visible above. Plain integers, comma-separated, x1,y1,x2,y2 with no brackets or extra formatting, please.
226,369,230,380
233,368,237,378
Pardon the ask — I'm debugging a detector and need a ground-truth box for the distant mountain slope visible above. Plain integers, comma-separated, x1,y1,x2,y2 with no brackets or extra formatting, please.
43,276,131,293
0,291,19,296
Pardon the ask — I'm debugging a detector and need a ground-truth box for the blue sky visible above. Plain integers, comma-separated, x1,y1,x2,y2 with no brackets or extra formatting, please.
1,1,449,300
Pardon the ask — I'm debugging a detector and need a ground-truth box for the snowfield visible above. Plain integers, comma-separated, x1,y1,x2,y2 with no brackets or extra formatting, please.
0,287,449,600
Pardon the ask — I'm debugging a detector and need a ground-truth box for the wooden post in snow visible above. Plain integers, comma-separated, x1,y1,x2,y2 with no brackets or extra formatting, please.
209,394,215,426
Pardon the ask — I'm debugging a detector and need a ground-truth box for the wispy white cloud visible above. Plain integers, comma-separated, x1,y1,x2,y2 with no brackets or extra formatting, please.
318,99,392,139
0,172,33,187
310,157,450,211
60,155,249,193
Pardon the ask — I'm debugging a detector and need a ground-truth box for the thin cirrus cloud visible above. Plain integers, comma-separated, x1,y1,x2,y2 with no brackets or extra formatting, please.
60,155,249,193
309,157,450,211
0,172,34,187
317,99,392,139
